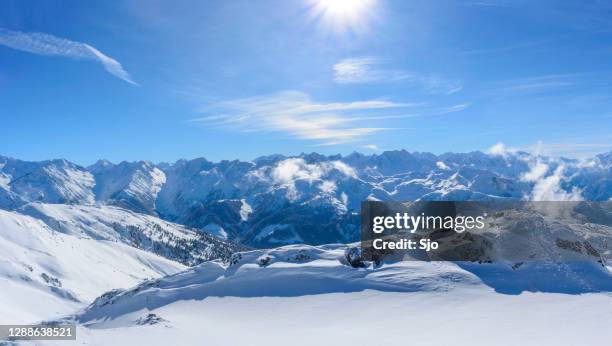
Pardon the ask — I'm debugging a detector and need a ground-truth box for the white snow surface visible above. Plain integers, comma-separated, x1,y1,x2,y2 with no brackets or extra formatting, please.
19,244,612,346
0,209,185,325
39,290,612,346
203,223,227,240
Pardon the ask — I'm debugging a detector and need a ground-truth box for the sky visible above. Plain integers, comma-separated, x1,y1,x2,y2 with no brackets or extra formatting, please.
1,0,612,165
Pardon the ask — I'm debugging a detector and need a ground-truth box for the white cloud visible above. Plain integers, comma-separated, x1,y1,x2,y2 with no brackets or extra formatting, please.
192,90,470,145
333,57,408,84
526,140,612,159
0,28,137,85
270,158,356,199
488,142,507,155
485,75,580,98
419,76,464,94
83,44,137,85
333,57,462,94
362,144,380,151
487,142,518,156
193,90,414,145
436,161,450,170
521,162,548,181
272,158,356,184
521,162,582,201
436,103,470,114
487,140,612,160
319,180,337,193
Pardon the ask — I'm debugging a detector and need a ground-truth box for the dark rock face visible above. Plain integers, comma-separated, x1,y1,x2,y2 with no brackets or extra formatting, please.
344,247,365,268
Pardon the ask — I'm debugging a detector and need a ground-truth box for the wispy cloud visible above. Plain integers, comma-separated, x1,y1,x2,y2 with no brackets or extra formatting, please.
191,90,418,145
487,142,520,157
489,140,612,159
521,162,583,201
467,1,513,8
492,74,579,95
527,140,612,159
362,144,380,151
0,28,137,85
333,57,462,94
436,103,470,114
457,40,550,56
333,57,408,84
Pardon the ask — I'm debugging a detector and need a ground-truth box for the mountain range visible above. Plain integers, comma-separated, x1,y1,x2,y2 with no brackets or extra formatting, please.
1,150,611,248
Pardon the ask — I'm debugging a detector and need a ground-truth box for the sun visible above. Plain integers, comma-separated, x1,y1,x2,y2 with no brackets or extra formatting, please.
317,0,370,15
309,0,377,35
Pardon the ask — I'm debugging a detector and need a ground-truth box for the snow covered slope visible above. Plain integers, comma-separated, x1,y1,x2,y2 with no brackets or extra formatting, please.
20,203,244,266
33,244,612,346
0,209,185,324
54,289,612,346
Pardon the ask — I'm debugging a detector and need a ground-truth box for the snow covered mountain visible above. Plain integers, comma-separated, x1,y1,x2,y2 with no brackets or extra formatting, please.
0,202,244,325
88,160,166,215
0,156,95,208
0,208,185,324
1,150,611,247
19,203,244,266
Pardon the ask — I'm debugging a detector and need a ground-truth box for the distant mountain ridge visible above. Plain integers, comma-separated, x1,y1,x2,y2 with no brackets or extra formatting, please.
1,150,611,247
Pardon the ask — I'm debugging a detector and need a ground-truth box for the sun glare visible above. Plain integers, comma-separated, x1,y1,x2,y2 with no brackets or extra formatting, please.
309,0,377,35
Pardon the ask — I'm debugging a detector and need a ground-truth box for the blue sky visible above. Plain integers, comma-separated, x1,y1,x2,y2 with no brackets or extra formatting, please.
1,0,612,165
